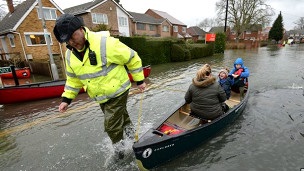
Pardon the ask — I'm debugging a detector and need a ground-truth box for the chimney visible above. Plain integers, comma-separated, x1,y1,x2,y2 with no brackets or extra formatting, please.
6,0,15,14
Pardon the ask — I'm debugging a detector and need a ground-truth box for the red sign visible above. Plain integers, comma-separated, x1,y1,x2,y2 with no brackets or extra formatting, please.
205,33,216,42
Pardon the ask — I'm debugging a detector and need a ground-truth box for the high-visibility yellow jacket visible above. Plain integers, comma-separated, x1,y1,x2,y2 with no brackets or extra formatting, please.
63,28,144,104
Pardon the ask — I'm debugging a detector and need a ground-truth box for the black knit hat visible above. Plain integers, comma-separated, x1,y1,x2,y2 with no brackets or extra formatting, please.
53,14,84,43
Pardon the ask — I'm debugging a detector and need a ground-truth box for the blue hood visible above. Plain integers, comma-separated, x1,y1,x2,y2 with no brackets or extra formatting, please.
234,58,244,68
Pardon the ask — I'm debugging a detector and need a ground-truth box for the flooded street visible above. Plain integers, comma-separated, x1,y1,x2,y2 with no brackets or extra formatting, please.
1,44,304,171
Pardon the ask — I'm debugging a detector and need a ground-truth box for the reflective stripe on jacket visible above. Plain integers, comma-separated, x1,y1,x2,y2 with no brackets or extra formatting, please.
62,28,144,103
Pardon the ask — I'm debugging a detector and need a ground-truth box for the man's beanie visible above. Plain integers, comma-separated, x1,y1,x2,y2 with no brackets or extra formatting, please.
53,14,84,43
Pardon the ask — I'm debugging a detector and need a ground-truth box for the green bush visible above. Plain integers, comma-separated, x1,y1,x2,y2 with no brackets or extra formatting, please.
214,33,226,53
118,36,214,65
185,43,213,59
196,40,205,44
171,44,186,62
144,40,172,65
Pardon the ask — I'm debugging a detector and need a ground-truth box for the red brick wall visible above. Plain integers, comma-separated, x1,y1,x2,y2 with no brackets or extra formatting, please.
145,9,162,19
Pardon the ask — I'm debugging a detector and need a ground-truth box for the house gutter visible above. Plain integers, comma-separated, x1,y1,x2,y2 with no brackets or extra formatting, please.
0,29,15,35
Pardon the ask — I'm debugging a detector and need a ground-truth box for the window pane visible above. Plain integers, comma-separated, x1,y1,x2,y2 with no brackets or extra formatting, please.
38,8,56,20
149,25,155,31
25,34,49,45
92,13,108,24
97,14,102,23
163,26,169,32
25,35,32,45
103,14,108,24
51,10,56,19
43,9,51,19
119,17,127,27
92,14,96,23
9,38,15,47
173,26,178,32
137,23,145,30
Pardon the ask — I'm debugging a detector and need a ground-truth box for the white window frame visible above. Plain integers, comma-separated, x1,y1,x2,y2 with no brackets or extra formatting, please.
24,32,53,46
173,26,178,32
37,7,57,20
149,24,156,31
182,27,186,33
162,25,169,32
92,13,108,24
136,23,146,30
9,37,15,47
118,17,127,27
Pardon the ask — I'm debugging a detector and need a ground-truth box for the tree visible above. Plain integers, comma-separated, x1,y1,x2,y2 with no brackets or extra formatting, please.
0,7,6,20
268,12,284,43
294,17,304,30
198,18,223,31
0,0,25,20
216,0,274,40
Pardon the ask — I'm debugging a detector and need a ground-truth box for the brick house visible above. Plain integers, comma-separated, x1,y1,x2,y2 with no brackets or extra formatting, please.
226,25,263,41
241,24,262,41
64,0,133,37
209,26,231,40
260,27,271,41
187,26,207,42
0,0,190,64
285,29,304,43
145,9,189,39
128,11,171,37
0,0,64,62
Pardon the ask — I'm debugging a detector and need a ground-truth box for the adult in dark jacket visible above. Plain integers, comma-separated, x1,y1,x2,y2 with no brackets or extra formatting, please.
185,64,227,120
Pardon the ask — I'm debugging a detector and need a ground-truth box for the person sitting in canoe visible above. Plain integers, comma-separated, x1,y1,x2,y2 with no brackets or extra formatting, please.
229,58,250,100
184,64,227,120
218,68,234,100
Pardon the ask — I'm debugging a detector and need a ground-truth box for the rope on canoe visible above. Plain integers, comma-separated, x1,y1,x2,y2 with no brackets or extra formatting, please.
135,92,144,141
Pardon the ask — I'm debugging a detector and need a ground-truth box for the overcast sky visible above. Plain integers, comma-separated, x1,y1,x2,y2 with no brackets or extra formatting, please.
2,0,303,30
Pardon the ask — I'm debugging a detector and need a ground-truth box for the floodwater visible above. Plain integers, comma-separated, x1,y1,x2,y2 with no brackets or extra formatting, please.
1,44,304,171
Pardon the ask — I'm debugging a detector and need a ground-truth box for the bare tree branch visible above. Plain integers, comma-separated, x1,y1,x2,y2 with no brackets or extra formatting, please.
216,0,275,38
294,17,304,30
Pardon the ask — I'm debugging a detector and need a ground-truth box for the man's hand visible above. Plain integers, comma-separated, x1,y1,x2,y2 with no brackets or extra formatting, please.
137,82,146,92
59,102,69,112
